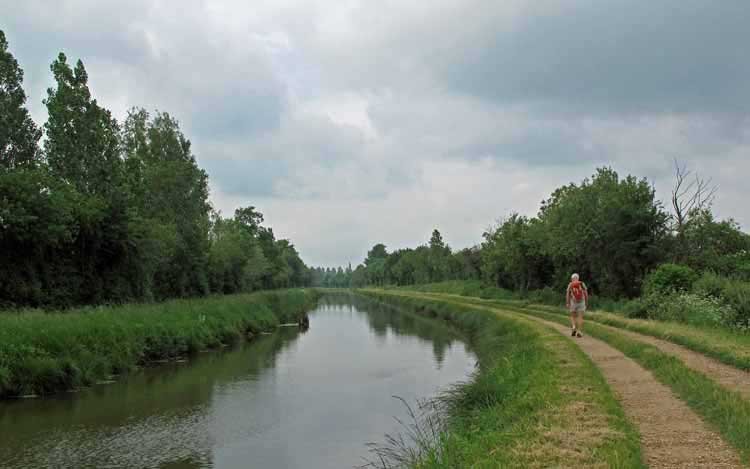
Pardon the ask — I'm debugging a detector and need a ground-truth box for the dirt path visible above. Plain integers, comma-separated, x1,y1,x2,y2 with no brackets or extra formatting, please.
526,315,744,468
579,320,750,400
390,291,747,467
426,293,750,400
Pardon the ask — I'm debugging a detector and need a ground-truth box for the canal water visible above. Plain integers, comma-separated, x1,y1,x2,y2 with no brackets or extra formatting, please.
0,295,476,468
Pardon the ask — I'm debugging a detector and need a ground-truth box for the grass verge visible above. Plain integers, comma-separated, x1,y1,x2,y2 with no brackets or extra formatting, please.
492,299,750,371
360,289,644,468
0,289,319,398
433,295,750,465
403,281,750,372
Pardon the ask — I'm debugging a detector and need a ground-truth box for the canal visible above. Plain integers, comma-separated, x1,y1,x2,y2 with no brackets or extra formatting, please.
0,294,476,468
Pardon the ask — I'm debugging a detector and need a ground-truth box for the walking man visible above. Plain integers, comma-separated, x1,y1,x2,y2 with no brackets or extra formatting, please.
566,273,588,338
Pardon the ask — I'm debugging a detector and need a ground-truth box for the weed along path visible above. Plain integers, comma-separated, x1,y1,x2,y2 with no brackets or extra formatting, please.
430,295,750,400
571,318,750,400
393,291,747,469
529,316,743,469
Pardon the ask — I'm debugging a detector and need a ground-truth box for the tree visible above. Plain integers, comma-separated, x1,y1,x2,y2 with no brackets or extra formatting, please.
234,206,264,237
671,159,718,263
681,210,750,273
481,215,550,291
450,247,482,281
0,30,41,169
42,53,136,304
45,54,122,196
429,229,445,251
365,243,388,266
539,167,670,297
671,159,717,237
0,35,312,306
122,109,211,298
428,229,451,282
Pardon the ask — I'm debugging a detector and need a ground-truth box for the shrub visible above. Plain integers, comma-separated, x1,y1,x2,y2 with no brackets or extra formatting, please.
526,286,562,306
643,264,698,295
693,272,727,298
693,273,750,329
647,292,736,327
620,298,649,319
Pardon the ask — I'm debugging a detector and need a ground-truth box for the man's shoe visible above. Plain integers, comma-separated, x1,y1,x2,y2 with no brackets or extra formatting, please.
571,329,577,337
576,331,583,338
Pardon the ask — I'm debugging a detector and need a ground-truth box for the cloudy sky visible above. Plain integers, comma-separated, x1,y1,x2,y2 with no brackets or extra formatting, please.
3,0,749,266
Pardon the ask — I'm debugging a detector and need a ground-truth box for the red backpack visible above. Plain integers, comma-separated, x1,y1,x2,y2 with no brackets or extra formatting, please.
570,280,585,301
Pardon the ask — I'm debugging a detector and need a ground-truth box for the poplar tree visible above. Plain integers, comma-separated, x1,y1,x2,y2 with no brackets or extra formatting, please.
0,30,41,169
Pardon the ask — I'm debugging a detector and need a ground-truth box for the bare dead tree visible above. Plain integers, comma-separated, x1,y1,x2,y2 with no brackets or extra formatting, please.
671,159,718,233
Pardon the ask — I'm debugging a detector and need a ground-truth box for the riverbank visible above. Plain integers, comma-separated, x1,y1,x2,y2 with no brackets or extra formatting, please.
0,289,319,398
392,288,750,465
359,289,644,468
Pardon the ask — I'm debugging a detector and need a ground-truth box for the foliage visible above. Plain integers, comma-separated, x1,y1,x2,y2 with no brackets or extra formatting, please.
643,263,698,295
313,229,483,290
0,32,311,307
646,292,735,327
693,273,750,330
680,209,750,274
538,167,670,297
481,214,550,292
0,30,41,169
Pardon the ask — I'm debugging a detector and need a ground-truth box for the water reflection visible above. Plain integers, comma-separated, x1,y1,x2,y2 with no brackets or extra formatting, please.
319,293,462,368
0,295,475,469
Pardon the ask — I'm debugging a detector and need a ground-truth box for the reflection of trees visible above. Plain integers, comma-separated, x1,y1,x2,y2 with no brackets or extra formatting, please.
319,293,465,366
0,327,302,447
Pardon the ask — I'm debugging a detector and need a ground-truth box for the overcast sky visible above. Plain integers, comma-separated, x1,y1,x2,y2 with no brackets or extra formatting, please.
3,0,749,266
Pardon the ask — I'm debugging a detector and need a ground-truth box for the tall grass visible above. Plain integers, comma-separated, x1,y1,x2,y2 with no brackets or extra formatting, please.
0,290,319,397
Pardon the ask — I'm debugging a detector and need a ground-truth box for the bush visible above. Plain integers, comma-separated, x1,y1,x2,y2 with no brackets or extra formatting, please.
647,292,736,327
526,286,562,306
643,264,698,295
620,298,650,319
693,273,750,329
693,272,727,298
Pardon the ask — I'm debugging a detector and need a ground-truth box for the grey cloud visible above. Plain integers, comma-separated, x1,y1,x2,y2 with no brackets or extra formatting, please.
187,90,284,140
204,157,287,198
443,0,750,116
302,0,750,117
3,0,750,266
2,0,288,138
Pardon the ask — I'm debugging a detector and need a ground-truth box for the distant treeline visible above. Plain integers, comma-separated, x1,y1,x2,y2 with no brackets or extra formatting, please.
311,229,481,289
0,31,309,308
320,167,750,299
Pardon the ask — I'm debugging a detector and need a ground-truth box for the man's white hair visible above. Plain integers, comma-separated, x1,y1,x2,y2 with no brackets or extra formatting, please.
571,273,580,280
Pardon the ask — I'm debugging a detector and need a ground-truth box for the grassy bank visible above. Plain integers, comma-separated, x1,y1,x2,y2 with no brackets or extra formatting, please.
402,281,750,371
360,290,644,468
0,289,319,398
509,302,750,371
485,301,750,464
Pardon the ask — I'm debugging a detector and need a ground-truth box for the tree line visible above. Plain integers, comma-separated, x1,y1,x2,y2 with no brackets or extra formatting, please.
0,31,309,308
319,167,749,299
311,229,482,289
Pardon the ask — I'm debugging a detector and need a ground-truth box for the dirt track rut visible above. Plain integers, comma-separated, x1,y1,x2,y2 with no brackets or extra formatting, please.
584,321,750,400
530,315,743,468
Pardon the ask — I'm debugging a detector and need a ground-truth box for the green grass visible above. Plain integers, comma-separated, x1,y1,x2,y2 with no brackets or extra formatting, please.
360,289,644,468
492,300,750,372
491,303,750,465
393,280,517,301
406,281,750,371
0,289,319,397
